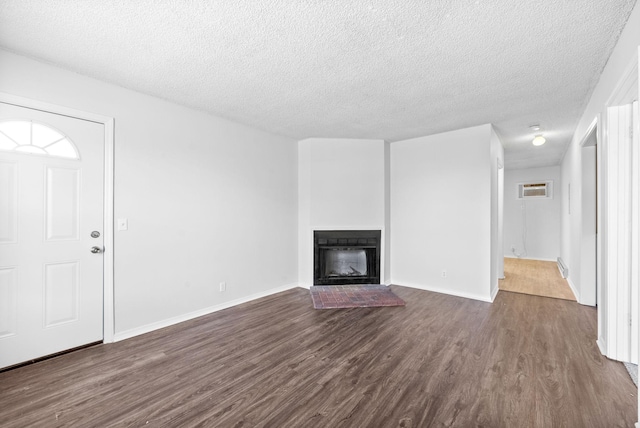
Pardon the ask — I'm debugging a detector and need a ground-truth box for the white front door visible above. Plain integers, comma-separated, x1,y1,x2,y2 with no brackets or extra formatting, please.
0,102,104,369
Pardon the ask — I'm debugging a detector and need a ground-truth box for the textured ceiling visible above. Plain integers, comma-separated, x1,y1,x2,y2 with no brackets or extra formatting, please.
0,1,636,169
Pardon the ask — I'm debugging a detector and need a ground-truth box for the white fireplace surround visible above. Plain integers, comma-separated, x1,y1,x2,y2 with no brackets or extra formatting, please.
298,138,390,288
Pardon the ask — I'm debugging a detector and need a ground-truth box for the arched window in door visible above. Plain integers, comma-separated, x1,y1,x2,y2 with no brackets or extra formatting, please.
0,120,79,159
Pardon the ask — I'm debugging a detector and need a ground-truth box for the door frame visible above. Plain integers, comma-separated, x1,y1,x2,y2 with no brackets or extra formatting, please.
599,51,638,362
0,92,115,343
578,117,598,308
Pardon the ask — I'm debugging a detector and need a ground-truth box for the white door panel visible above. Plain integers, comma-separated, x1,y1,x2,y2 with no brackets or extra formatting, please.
0,102,104,369
0,267,17,338
0,161,18,244
45,166,80,241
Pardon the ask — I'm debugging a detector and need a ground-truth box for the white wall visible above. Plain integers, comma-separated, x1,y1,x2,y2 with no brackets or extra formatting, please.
560,2,640,307
503,166,561,261
390,124,497,302
490,127,505,298
298,138,388,287
0,50,298,337
384,141,391,284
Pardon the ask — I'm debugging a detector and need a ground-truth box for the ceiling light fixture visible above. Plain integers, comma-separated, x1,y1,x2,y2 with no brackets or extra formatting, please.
532,135,546,146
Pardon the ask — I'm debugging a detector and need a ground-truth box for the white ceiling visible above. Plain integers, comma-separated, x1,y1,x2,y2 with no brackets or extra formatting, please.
0,1,636,169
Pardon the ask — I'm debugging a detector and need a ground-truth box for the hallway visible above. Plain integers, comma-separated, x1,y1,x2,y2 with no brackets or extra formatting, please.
500,257,576,301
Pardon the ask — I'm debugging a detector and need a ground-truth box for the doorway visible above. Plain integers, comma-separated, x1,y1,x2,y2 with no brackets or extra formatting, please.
580,120,597,308
500,165,570,300
0,95,115,369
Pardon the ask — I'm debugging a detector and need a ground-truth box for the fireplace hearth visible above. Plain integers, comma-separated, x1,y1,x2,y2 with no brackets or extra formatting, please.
314,230,381,285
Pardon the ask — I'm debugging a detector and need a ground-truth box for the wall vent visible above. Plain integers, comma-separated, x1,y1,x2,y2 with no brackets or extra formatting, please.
517,181,553,199
557,257,569,279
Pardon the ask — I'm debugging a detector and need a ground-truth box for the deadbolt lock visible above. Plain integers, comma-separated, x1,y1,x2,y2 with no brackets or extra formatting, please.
91,231,100,238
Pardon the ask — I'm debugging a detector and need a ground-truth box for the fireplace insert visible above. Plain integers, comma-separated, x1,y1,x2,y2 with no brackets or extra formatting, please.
314,230,381,285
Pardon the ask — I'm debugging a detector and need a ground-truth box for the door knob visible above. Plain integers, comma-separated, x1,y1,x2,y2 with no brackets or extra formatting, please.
90,246,103,254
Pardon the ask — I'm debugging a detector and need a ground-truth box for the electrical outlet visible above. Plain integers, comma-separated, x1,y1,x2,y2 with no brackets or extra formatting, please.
441,270,447,278
219,282,226,292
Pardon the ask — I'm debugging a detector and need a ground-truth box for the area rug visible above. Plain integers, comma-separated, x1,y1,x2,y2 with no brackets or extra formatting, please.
310,285,406,309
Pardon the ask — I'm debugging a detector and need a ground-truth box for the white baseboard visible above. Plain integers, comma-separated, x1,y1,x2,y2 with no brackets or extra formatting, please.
566,277,581,303
596,337,607,356
113,283,301,342
490,285,499,302
392,281,493,303
504,255,557,262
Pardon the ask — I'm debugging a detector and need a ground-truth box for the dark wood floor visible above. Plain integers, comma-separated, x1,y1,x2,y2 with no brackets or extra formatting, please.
0,286,636,427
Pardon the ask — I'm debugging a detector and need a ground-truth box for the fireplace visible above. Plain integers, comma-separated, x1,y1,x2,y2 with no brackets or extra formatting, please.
314,230,381,285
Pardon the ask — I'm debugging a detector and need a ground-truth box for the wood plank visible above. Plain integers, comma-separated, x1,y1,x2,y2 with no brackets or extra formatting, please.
0,286,635,427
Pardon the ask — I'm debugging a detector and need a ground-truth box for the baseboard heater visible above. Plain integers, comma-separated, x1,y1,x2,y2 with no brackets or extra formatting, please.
557,257,569,279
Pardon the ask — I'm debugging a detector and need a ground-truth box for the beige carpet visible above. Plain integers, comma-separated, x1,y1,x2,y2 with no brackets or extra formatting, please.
500,258,576,301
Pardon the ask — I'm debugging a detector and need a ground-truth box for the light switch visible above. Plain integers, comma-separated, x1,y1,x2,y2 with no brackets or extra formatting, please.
117,218,128,231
